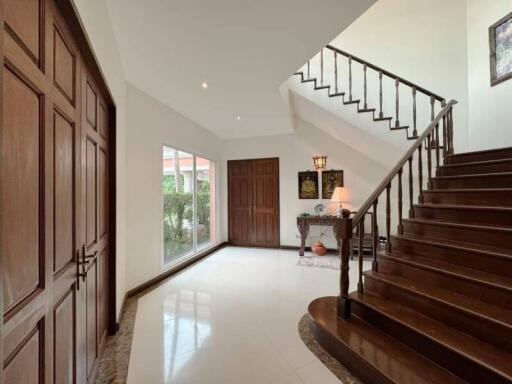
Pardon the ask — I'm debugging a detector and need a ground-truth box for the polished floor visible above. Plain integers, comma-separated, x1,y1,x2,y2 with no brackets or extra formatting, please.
127,247,371,384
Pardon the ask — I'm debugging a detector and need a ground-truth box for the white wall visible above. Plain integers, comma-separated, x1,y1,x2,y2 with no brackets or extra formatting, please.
329,0,470,152
467,0,512,150
72,0,128,318
222,118,393,249
125,84,224,289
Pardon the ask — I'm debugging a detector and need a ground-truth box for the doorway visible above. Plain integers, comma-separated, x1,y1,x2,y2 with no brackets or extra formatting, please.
228,158,280,247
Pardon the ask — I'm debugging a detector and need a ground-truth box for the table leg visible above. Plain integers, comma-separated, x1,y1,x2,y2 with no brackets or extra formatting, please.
297,222,309,256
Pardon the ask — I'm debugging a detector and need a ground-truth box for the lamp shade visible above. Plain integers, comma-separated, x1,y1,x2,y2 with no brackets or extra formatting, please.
312,155,327,171
331,187,351,203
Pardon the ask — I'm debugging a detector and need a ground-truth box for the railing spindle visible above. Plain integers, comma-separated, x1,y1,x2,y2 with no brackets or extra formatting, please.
442,114,448,159
430,95,436,121
408,156,414,217
334,51,338,94
398,168,403,233
395,78,400,128
379,71,383,118
363,64,368,109
386,184,391,252
418,143,423,202
435,123,440,168
427,134,432,186
372,201,378,271
449,108,454,154
358,219,364,293
348,56,353,101
412,87,417,137
320,49,324,85
307,60,310,79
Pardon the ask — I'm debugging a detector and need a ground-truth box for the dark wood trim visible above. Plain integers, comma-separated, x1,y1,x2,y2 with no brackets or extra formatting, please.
126,242,227,299
280,245,338,254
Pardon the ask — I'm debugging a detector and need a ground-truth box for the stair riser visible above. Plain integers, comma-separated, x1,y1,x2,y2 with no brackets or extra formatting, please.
352,301,510,384
437,161,512,176
446,149,512,164
431,175,512,189
403,221,512,248
413,206,512,227
391,236,512,278
365,275,512,352
378,258,512,310
422,190,512,207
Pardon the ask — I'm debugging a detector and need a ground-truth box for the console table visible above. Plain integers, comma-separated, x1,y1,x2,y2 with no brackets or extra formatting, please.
296,216,351,256
296,215,374,258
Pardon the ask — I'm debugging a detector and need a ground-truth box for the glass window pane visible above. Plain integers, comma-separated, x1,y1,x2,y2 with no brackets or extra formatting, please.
196,157,216,250
163,146,194,264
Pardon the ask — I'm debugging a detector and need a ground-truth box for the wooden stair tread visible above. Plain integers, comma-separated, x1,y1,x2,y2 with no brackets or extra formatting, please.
364,271,512,327
308,297,466,384
426,187,512,192
350,291,512,379
434,171,512,179
403,217,512,234
442,158,512,168
394,233,512,260
414,203,512,212
381,251,512,292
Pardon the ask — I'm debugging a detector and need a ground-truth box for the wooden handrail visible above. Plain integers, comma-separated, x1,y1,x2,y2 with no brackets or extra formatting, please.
352,100,457,228
326,44,445,102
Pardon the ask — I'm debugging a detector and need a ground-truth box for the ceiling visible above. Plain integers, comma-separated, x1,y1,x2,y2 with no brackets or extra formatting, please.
106,0,375,139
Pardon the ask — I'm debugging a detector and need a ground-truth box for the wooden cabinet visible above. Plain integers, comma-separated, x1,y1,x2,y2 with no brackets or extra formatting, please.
228,158,279,247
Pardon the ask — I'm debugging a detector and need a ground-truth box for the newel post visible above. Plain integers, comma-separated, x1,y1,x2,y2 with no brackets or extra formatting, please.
335,217,353,319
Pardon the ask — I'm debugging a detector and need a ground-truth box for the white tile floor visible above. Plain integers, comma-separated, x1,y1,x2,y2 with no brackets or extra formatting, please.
127,247,371,384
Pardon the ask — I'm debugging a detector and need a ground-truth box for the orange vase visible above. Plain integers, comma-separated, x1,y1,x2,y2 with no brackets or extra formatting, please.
312,241,327,256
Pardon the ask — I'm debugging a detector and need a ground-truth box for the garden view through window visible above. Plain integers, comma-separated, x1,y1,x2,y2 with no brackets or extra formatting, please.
163,146,216,265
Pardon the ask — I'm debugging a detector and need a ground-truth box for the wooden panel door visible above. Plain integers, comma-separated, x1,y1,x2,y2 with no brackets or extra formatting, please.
1,0,82,382
228,158,279,247
228,160,254,246
252,159,279,247
1,1,112,383
79,71,109,382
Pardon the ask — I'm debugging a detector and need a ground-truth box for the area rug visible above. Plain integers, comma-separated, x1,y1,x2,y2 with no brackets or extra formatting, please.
297,254,340,270
298,314,362,384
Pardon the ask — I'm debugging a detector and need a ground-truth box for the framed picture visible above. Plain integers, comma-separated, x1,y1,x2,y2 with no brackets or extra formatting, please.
322,170,344,199
298,171,318,199
489,11,512,86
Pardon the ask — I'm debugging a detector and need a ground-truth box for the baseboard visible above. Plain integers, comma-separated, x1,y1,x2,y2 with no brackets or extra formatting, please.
126,242,228,298
280,245,338,254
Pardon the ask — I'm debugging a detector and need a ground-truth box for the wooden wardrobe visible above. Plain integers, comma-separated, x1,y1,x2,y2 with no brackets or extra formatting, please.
0,0,117,382
228,158,280,248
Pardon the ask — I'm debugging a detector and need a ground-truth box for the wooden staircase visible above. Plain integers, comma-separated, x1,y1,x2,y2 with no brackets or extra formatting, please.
309,147,512,383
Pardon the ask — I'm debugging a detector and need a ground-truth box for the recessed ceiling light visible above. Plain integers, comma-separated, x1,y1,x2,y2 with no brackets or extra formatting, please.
202,82,208,89
236,116,241,120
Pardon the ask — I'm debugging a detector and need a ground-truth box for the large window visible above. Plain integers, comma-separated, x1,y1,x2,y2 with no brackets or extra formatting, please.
162,146,216,265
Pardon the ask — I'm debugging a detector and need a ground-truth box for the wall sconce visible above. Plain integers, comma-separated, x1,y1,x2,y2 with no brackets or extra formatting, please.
312,155,327,171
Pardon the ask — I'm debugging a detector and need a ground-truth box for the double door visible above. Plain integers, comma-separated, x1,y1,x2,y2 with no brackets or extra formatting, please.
1,0,111,382
228,158,279,247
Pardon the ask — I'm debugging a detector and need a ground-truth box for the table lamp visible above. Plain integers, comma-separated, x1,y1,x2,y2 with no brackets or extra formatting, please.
331,187,351,218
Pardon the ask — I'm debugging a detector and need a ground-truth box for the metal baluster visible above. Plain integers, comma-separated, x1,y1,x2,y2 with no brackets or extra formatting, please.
348,56,353,101
418,143,423,203
379,71,383,118
358,219,364,293
386,184,391,252
412,87,417,137
334,51,338,94
372,201,378,271
363,64,368,109
398,168,403,233
430,95,435,121
442,114,448,160
408,156,414,217
395,78,400,128
320,49,324,85
449,108,454,154
307,60,310,79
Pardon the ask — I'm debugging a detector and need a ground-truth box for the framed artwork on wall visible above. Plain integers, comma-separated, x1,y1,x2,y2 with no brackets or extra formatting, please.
322,170,344,199
298,171,319,199
489,11,512,86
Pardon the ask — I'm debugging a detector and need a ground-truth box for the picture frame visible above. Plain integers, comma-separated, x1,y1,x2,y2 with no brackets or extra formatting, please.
298,171,319,199
321,170,344,199
489,11,512,86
